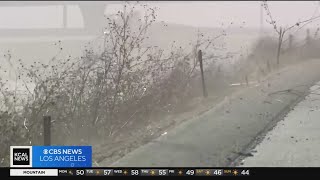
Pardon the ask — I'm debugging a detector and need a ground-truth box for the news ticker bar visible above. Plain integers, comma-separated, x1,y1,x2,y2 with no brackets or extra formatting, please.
10,168,249,176
8,168,320,176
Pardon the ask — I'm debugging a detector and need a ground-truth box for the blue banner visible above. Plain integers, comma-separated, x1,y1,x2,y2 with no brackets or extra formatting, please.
32,146,92,167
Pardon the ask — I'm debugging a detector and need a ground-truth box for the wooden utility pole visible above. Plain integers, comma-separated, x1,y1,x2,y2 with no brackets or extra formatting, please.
198,50,208,98
43,116,51,145
276,27,284,65
288,34,293,49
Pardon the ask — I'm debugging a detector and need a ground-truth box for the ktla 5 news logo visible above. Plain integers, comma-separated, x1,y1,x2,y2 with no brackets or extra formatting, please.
10,146,32,167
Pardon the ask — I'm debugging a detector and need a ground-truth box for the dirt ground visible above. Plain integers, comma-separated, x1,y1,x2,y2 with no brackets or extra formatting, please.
92,83,244,166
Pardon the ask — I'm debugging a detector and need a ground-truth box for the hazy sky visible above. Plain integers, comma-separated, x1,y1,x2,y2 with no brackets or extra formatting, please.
152,1,320,28
0,1,319,29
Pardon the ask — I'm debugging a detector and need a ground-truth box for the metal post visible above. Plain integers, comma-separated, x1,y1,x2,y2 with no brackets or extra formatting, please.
43,116,51,146
198,50,208,98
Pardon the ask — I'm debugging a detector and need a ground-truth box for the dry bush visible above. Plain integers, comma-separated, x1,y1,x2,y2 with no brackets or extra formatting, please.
232,31,320,84
0,2,227,166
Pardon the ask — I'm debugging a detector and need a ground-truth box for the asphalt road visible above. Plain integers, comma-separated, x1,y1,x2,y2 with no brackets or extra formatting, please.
239,81,320,167
105,59,320,167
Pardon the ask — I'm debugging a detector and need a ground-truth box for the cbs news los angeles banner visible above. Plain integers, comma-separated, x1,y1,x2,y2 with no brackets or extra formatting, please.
10,146,92,176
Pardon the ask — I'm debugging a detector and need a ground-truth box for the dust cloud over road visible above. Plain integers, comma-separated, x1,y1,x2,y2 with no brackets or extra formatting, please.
105,59,320,167
239,81,320,167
